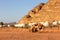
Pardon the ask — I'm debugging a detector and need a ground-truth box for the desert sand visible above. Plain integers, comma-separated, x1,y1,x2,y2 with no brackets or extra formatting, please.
0,28,60,40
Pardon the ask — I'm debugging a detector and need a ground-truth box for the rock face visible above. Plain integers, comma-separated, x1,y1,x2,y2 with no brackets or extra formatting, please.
18,0,60,24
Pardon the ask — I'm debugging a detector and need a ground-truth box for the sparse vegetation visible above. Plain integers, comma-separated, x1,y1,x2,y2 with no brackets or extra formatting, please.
0,22,4,27
0,22,4,25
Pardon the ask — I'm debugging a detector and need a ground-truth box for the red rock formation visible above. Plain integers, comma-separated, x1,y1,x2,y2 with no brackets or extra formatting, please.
18,0,60,24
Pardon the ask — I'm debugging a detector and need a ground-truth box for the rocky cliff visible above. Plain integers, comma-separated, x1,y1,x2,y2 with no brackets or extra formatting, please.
18,0,60,24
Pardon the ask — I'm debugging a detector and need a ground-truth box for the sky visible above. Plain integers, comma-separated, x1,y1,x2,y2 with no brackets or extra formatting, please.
0,0,48,23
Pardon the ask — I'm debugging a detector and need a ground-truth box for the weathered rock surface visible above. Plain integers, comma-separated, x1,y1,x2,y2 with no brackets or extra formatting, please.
18,0,60,24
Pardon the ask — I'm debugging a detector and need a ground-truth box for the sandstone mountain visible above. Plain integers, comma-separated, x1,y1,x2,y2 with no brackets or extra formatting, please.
18,0,60,24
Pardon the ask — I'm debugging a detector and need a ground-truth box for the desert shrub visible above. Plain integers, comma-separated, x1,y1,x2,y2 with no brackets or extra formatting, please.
0,22,4,25
24,24,31,29
10,25,15,28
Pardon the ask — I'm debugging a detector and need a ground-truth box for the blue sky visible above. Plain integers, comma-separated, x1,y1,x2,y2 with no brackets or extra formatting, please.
0,0,48,23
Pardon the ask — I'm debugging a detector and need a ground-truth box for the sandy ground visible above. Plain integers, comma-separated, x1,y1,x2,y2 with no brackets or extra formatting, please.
0,28,60,40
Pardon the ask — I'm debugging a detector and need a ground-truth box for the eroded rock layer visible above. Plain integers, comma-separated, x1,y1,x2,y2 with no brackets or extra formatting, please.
18,0,60,24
